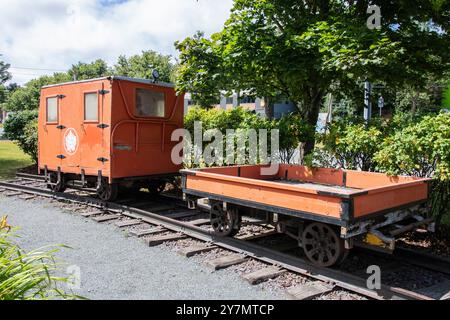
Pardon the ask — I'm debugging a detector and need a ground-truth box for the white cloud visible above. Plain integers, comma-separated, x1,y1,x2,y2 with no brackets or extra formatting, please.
0,0,233,84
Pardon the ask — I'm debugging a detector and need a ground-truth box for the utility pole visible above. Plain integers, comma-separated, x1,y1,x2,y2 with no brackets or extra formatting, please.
364,79,372,126
378,96,384,117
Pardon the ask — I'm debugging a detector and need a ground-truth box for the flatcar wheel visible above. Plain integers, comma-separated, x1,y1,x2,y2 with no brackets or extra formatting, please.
210,203,241,237
301,222,347,267
97,182,118,202
47,172,66,193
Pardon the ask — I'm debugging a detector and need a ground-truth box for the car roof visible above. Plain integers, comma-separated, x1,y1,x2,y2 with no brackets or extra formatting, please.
41,76,175,89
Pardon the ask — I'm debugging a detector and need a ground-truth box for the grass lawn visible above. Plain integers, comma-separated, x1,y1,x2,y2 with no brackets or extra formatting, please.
0,141,33,179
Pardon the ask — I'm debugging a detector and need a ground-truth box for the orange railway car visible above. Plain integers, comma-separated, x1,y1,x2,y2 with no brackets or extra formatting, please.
181,165,434,267
38,76,184,201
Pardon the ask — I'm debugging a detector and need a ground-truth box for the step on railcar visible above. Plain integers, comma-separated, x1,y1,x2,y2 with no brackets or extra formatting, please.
38,76,184,201
181,165,434,267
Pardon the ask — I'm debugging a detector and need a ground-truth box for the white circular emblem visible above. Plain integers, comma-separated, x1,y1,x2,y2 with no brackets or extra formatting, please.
64,128,79,155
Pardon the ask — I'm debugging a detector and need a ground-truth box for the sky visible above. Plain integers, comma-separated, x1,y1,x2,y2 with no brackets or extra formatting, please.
0,0,234,84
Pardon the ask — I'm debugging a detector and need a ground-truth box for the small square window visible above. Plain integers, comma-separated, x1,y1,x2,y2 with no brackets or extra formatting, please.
84,93,98,121
135,89,165,117
46,97,58,123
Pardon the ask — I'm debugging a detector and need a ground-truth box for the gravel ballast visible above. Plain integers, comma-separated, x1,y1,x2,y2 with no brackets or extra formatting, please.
0,195,284,300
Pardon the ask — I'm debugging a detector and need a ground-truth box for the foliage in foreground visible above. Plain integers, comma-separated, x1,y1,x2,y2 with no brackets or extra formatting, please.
0,227,79,300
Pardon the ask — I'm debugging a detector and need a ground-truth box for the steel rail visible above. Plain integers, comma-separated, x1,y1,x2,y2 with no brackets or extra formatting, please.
0,180,434,301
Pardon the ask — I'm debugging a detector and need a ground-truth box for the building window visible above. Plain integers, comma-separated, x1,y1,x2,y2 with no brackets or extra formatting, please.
135,89,165,117
46,97,58,123
225,97,233,104
240,96,256,104
84,93,99,121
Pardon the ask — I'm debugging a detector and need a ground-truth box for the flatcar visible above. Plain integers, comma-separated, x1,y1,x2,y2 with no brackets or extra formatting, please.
38,76,184,201
181,165,435,267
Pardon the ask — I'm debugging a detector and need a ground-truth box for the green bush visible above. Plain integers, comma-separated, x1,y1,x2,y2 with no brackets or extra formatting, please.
183,107,314,166
0,228,79,300
374,113,450,223
3,110,39,162
22,121,38,163
315,119,387,171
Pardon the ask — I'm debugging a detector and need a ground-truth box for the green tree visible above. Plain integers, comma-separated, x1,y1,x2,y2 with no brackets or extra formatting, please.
176,32,225,108
4,73,70,112
0,85,6,105
0,59,11,84
114,50,175,83
176,0,450,155
68,59,111,81
0,57,11,106
3,110,39,160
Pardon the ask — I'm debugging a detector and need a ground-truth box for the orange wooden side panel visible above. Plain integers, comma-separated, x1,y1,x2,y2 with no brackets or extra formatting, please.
38,79,112,177
184,164,430,220
352,183,429,217
345,170,421,189
109,79,184,179
186,175,344,218
279,164,345,186
38,77,184,181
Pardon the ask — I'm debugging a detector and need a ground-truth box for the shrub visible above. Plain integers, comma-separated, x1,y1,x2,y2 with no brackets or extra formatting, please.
0,227,79,300
183,107,313,166
315,120,386,171
21,121,38,163
375,113,450,223
3,110,38,162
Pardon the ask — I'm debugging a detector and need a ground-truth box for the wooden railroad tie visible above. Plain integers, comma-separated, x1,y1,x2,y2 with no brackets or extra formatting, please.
242,267,287,285
145,233,187,247
5,191,22,197
80,210,104,217
19,194,36,200
287,281,335,300
93,214,120,223
129,227,166,237
236,229,278,241
205,254,248,270
178,245,217,258
115,219,142,228
163,211,199,219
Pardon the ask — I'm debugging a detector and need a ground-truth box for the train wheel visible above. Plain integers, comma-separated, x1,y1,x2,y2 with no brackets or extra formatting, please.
210,203,241,237
47,172,66,193
147,181,166,195
301,222,348,267
97,182,118,202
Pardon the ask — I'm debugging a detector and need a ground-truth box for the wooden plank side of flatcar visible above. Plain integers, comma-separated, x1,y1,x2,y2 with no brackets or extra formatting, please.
352,181,429,218
185,173,344,219
183,164,431,224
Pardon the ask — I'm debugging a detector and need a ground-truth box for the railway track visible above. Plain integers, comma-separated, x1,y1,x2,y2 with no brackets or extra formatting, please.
1,173,448,300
